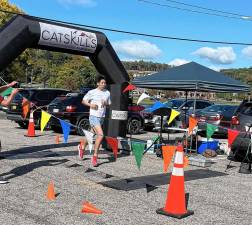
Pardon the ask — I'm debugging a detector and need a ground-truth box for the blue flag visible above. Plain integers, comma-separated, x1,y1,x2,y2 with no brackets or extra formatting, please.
60,120,71,143
149,101,165,112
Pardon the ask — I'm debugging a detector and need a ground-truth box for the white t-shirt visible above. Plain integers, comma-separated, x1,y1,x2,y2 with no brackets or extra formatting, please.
83,88,111,118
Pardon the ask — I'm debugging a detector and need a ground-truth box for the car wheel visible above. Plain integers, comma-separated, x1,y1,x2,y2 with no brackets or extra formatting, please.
77,117,90,135
17,121,28,129
128,118,141,134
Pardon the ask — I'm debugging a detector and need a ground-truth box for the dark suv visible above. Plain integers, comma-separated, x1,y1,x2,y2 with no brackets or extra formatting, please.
230,100,252,161
48,93,152,135
6,88,69,128
48,92,90,135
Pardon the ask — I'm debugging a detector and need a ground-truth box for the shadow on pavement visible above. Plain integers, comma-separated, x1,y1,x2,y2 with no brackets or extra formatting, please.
0,159,69,180
98,169,228,191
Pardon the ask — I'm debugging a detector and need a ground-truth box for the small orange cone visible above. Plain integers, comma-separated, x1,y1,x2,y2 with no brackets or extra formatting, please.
25,111,36,137
55,135,60,144
46,181,56,201
157,144,194,219
81,201,103,214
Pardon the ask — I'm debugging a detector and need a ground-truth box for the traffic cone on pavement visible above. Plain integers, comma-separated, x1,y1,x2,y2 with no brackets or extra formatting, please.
81,201,103,214
156,144,194,219
78,140,84,159
55,135,60,144
25,111,37,137
46,181,56,201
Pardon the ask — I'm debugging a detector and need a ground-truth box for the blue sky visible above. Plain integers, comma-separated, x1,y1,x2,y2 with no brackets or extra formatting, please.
9,0,252,70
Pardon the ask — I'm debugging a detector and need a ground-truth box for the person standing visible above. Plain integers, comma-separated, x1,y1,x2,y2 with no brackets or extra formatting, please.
0,81,19,184
81,76,111,167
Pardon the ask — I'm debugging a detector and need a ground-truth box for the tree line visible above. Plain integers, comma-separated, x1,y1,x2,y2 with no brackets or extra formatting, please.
0,0,251,93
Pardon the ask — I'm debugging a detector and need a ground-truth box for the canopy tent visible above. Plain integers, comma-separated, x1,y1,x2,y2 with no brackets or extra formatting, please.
132,62,250,93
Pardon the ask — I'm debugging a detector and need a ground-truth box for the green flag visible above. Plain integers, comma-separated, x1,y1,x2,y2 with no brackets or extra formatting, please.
0,87,13,97
206,123,218,140
131,142,145,169
152,135,160,143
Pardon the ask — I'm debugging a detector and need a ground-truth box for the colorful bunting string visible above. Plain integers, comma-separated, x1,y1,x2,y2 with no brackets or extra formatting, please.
137,93,150,105
206,123,218,140
40,110,52,132
162,145,176,173
188,116,198,134
167,109,180,125
131,142,145,169
228,129,240,147
83,129,94,154
106,137,119,160
123,84,136,93
59,120,71,143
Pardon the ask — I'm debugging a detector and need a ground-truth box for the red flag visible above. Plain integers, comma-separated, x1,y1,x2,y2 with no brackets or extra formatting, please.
123,84,136,93
228,129,239,147
22,97,30,119
106,137,119,160
188,116,198,135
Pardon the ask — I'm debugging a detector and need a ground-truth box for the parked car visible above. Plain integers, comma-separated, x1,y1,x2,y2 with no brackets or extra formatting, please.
151,99,213,131
196,104,238,136
229,100,252,161
48,92,90,135
48,93,153,135
6,88,69,128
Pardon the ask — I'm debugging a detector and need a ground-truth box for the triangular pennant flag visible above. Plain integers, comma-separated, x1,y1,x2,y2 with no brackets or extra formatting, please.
188,116,198,134
83,129,94,154
123,84,136,93
59,120,71,143
167,109,180,125
162,145,176,173
106,137,118,160
22,97,30,119
149,101,164,112
206,123,218,140
228,129,240,147
40,111,52,132
137,93,150,105
146,184,158,193
0,87,13,97
131,142,145,169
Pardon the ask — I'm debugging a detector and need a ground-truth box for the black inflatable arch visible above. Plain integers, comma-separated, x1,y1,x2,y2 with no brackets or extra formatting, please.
0,15,129,137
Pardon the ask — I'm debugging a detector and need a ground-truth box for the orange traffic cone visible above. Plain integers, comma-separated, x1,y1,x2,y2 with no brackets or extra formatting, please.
55,135,60,144
25,111,36,137
81,201,103,214
156,144,194,219
46,181,56,201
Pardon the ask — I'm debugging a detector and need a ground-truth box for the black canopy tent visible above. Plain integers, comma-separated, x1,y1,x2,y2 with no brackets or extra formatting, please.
133,62,250,153
132,62,250,93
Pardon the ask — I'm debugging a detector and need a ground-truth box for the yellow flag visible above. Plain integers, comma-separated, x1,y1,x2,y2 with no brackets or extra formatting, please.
167,109,180,125
40,111,51,132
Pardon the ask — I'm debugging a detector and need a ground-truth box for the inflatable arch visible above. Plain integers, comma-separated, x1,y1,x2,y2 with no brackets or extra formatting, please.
0,15,129,137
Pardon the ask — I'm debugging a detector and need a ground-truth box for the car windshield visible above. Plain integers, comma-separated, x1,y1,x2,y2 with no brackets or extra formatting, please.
164,99,184,109
201,104,237,113
13,89,30,101
49,96,81,105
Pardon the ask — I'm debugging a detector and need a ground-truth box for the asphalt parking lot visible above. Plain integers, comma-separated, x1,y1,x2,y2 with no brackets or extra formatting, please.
0,116,252,225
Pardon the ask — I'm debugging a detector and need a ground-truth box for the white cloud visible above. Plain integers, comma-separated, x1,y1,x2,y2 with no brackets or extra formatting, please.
112,40,162,60
57,0,97,7
193,47,236,64
242,46,252,58
168,58,190,67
